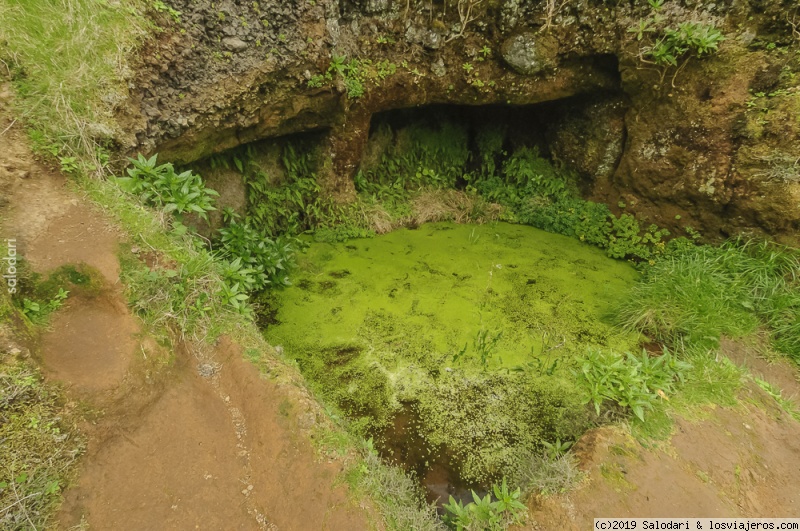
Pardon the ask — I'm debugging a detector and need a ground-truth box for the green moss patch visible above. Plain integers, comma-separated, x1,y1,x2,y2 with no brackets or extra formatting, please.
266,221,640,485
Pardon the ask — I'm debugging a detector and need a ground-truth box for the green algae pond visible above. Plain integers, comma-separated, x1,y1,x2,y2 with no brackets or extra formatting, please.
264,221,642,501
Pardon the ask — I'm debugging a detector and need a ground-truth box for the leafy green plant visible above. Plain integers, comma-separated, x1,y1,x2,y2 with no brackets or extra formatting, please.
117,154,218,220
20,288,69,323
21,298,41,318
443,479,526,530
215,218,297,291
473,328,503,369
152,0,181,22
59,156,79,174
578,348,691,421
306,55,384,99
357,121,469,203
628,18,656,41
541,438,572,459
645,21,725,68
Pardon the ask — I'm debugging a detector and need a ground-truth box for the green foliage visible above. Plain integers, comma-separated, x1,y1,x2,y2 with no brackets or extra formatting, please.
618,239,800,359
606,216,669,261
442,479,526,531
647,21,725,66
472,328,503,369
360,117,669,261
578,348,691,421
243,143,355,236
20,288,69,323
307,55,397,99
0,0,148,167
59,156,79,174
152,0,181,22
357,122,470,204
215,217,298,291
117,154,219,220
541,438,572,459
465,142,669,262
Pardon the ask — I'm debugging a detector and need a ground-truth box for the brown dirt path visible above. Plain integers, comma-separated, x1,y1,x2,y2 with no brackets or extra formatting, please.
528,380,800,529
0,84,370,530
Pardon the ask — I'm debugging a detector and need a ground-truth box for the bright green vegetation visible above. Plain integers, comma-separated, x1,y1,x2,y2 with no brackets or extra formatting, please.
117,154,219,221
628,0,725,84
2,0,797,529
307,55,397,99
618,239,800,361
265,222,641,484
443,479,526,530
579,348,691,422
11,261,104,325
355,117,671,263
646,21,725,66
0,0,148,167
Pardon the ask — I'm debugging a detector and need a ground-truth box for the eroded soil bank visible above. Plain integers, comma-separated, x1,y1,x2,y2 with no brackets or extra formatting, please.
0,89,368,530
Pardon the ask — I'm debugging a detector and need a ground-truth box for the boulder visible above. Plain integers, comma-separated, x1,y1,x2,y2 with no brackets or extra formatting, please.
501,32,558,76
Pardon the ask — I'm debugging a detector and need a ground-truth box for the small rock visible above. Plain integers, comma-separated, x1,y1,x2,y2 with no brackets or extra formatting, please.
501,32,558,76
405,24,443,50
738,29,757,46
364,0,390,14
222,37,248,52
431,57,447,77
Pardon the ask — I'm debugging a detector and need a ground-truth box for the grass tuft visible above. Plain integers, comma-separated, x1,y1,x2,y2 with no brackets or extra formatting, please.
0,0,148,168
617,239,800,361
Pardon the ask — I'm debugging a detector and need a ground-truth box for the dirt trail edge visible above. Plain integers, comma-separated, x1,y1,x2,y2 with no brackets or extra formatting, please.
0,84,369,530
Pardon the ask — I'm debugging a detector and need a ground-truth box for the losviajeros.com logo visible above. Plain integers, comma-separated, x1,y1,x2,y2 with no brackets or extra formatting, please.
4,238,17,294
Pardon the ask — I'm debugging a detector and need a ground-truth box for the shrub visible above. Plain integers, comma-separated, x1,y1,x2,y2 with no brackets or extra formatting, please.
443,479,527,531
215,218,297,291
578,348,691,421
116,154,218,220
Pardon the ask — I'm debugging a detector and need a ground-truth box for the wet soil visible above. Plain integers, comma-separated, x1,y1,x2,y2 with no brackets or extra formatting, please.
41,294,138,392
0,83,369,530
530,382,800,528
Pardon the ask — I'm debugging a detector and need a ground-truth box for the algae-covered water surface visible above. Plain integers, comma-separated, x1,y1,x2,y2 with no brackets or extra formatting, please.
265,221,640,492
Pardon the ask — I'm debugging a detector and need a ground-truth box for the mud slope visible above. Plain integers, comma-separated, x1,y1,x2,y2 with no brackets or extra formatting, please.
530,385,800,528
0,84,368,530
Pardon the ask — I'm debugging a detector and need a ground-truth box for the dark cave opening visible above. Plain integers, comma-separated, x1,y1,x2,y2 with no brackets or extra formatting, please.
361,90,630,196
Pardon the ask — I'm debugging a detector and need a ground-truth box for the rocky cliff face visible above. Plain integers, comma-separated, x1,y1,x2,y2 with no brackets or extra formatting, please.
118,0,800,243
